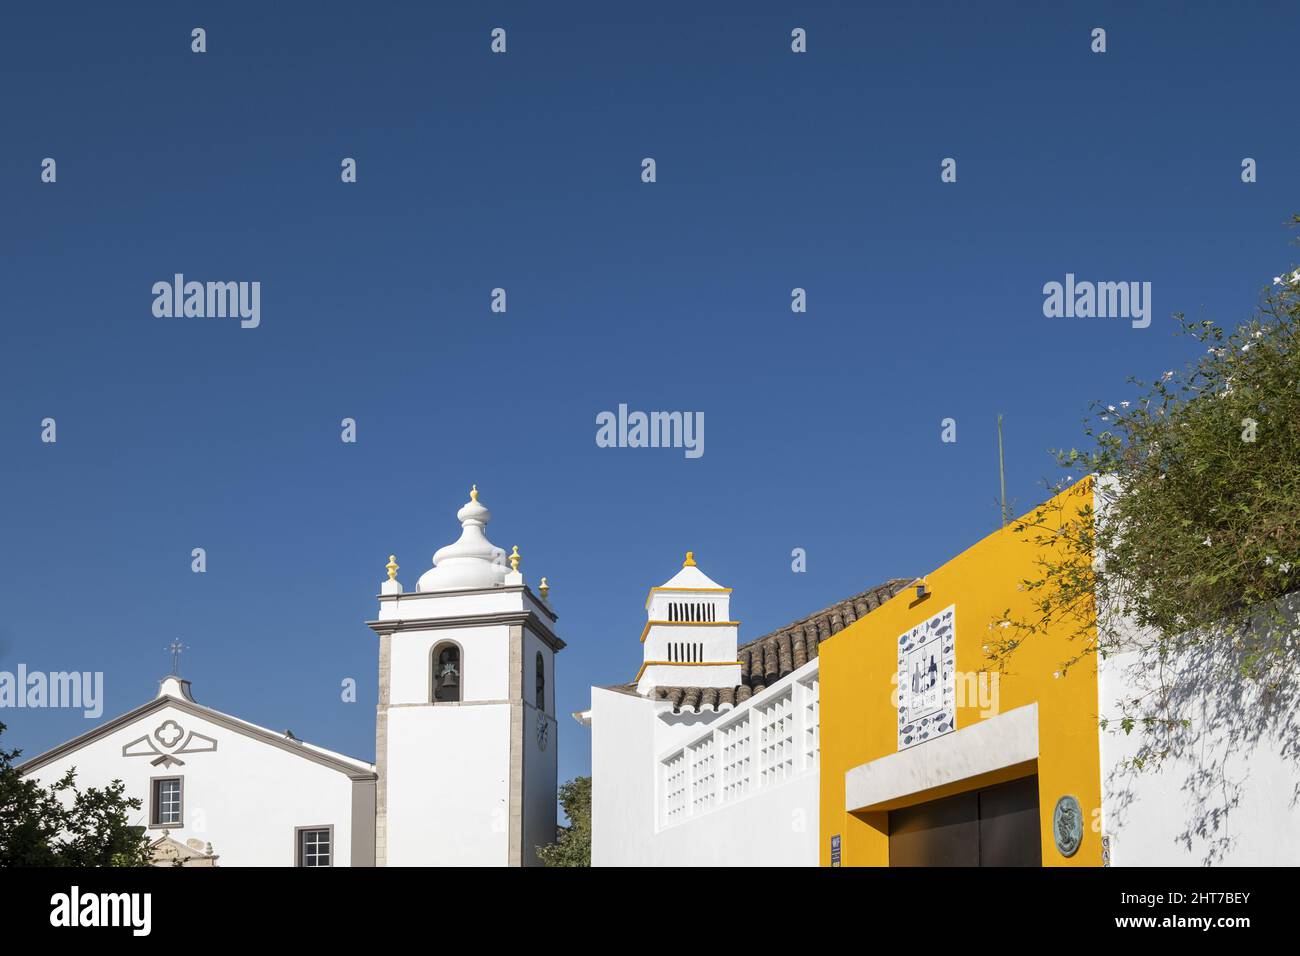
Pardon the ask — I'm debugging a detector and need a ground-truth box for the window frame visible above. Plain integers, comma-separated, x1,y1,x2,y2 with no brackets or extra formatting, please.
149,775,184,828
295,825,334,868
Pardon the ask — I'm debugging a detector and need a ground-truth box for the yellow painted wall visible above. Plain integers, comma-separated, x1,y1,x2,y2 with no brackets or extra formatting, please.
819,479,1101,866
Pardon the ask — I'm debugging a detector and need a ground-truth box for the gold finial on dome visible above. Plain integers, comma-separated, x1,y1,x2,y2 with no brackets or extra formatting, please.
539,577,549,600
683,551,697,567
509,545,521,571
386,555,399,580
470,484,479,502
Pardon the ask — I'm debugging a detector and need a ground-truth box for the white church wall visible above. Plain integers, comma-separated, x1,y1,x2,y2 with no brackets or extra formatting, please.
1099,625,1300,866
375,588,531,622
522,733,557,865
22,700,363,867
522,628,558,865
384,703,511,866
388,624,511,705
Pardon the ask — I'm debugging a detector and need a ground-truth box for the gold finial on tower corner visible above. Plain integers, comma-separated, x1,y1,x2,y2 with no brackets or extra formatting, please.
386,555,399,580
509,545,521,571
470,484,479,502
539,577,549,600
683,551,697,567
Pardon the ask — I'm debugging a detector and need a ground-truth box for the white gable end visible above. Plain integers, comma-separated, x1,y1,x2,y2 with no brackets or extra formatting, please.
19,685,375,867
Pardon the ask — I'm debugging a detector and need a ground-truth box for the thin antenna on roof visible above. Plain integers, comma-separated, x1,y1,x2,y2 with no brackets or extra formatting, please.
997,414,1008,528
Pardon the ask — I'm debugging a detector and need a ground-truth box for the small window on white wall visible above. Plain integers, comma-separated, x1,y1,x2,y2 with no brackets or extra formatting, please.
151,777,182,827
535,651,546,710
296,827,332,867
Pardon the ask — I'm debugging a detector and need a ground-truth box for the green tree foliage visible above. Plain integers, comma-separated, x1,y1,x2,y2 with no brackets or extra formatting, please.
988,221,1300,769
537,776,591,867
0,722,153,867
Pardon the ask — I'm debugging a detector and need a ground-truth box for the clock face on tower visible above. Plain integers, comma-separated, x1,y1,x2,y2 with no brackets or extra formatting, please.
536,711,549,751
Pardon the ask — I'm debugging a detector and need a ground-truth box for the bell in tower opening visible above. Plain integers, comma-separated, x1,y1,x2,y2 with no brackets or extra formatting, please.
432,644,461,702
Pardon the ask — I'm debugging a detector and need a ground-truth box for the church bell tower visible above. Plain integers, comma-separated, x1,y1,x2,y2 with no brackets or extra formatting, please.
366,486,563,866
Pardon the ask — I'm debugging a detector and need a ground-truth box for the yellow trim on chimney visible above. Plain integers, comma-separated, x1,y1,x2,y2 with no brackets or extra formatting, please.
634,660,741,682
639,620,741,643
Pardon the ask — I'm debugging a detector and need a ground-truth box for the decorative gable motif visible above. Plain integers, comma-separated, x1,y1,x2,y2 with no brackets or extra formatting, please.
122,719,219,768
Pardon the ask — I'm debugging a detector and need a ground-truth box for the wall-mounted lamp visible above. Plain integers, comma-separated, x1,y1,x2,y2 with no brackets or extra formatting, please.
916,581,929,599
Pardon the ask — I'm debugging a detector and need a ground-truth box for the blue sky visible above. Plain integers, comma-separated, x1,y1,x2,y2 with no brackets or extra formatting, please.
1,1,1297,793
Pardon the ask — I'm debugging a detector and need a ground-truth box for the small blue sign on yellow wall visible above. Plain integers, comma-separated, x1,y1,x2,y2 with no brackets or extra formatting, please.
830,834,841,867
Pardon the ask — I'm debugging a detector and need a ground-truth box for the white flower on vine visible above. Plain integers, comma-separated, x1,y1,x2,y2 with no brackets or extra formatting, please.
999,621,1011,629
1282,563,1293,574
1242,343,1251,352
1107,405,1116,412
1120,401,1130,408
1265,556,1274,565
1203,536,1212,547
1162,371,1174,380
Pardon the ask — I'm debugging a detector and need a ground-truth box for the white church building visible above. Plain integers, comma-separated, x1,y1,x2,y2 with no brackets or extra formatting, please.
18,487,563,867
577,553,907,866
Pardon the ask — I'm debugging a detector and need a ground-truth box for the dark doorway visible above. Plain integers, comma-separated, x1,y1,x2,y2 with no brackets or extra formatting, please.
888,775,1041,866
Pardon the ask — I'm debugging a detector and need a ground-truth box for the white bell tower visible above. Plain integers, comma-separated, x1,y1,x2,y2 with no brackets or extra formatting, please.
637,552,741,696
367,486,563,866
